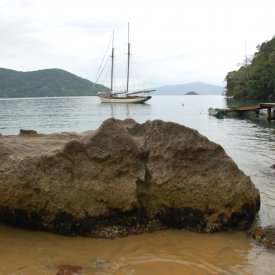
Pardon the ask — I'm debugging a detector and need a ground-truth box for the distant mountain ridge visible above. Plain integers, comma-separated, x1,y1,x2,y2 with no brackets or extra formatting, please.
0,68,109,98
156,82,224,95
0,68,224,98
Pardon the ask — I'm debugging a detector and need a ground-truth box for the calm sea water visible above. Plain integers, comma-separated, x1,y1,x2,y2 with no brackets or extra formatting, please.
0,95,274,274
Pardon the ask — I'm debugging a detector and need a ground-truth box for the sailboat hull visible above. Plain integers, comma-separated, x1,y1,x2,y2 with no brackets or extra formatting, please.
98,95,151,103
96,24,154,104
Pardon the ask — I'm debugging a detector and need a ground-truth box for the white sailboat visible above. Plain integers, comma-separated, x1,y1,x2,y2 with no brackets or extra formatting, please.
97,24,155,103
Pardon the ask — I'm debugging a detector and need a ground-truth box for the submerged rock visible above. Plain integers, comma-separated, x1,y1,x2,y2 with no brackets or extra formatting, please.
56,264,83,275
0,118,260,237
249,225,275,248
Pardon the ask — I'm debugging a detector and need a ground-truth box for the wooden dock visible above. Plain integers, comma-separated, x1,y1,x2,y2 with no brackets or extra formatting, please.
223,103,275,120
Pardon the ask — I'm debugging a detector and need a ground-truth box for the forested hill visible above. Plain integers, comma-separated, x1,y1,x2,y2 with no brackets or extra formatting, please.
0,68,109,98
225,36,275,99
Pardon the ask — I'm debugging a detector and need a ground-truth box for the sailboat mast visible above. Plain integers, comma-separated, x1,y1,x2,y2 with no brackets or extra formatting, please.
126,23,130,93
111,30,114,91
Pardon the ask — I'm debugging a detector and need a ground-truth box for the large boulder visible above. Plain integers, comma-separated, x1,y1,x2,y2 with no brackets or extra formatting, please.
0,118,260,237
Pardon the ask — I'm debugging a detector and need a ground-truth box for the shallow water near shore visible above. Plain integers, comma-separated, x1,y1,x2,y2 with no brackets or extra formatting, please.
0,224,274,274
0,95,275,274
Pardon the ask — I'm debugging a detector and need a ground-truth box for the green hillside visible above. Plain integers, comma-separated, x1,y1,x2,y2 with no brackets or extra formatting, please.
225,36,275,99
0,68,109,97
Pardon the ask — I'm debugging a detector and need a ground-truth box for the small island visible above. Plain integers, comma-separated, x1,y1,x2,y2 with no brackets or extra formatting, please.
185,91,198,95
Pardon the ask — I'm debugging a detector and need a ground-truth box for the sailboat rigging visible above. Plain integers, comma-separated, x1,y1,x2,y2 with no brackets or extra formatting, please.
97,23,155,103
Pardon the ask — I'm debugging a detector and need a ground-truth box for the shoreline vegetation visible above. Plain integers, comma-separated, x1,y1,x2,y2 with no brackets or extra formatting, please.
225,36,275,100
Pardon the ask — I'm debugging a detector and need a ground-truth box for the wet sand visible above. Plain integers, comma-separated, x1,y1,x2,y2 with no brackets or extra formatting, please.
0,224,274,274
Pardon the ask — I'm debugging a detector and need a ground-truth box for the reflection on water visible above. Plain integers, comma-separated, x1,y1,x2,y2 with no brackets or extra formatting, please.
0,95,275,274
225,98,275,128
0,97,153,135
0,96,274,134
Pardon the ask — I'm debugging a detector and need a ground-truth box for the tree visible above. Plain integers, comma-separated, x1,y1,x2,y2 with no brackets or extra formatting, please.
225,36,275,99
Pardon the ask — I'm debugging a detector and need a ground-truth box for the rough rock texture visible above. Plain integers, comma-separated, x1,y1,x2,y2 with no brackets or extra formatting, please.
0,118,260,237
249,225,275,248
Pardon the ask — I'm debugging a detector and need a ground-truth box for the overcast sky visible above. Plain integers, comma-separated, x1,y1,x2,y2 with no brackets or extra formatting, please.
0,0,274,88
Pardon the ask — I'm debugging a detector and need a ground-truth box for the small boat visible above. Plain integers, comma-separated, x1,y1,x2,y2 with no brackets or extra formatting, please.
97,23,155,104
208,107,224,119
